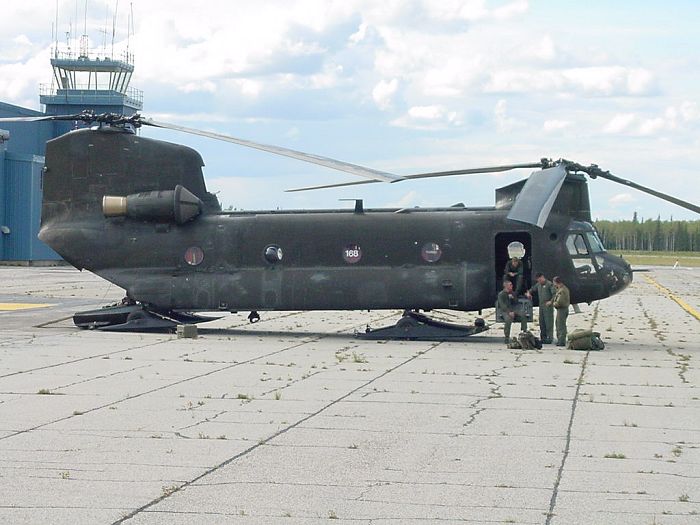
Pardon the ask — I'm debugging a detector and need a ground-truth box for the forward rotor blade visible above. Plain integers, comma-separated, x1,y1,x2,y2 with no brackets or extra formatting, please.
591,170,700,215
141,119,402,183
507,164,568,228
286,161,547,192
403,162,547,181
287,179,381,192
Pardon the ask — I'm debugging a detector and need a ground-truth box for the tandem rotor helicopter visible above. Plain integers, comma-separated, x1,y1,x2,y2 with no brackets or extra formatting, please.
1,111,698,337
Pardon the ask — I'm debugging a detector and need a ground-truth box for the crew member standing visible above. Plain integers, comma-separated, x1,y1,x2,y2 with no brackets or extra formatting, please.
497,280,527,344
503,256,524,295
526,272,555,344
549,276,570,346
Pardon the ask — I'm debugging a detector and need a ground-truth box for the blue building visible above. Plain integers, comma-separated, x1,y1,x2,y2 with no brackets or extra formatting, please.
0,43,142,262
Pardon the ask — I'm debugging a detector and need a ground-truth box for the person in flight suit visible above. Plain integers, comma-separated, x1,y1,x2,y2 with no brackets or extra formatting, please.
526,272,556,344
503,256,524,295
549,276,571,346
497,280,527,344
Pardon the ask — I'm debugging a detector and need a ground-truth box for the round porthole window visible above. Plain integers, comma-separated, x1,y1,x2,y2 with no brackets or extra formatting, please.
342,244,362,264
184,246,204,266
421,242,442,263
264,245,283,263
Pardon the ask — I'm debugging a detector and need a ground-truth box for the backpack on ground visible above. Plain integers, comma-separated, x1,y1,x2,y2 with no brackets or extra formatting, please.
518,330,542,350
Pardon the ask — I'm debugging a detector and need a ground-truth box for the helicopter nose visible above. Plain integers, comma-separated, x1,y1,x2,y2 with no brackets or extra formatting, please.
605,255,632,296
622,267,632,286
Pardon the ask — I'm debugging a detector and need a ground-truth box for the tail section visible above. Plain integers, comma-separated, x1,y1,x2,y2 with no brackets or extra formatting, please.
41,127,220,228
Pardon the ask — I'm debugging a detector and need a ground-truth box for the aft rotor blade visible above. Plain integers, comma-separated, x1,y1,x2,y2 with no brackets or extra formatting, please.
0,113,88,123
142,119,403,183
507,164,568,228
286,161,547,192
591,170,700,215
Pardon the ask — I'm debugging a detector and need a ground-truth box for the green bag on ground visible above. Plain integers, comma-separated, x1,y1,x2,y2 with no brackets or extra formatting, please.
567,329,604,351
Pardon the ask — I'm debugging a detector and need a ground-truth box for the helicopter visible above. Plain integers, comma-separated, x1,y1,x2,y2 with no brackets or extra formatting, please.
1,111,698,337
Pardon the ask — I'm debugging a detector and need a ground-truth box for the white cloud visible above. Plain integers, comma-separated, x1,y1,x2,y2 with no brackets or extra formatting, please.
491,0,529,19
421,0,529,22
609,193,636,206
390,104,460,129
603,113,637,134
678,101,699,122
390,105,460,129
603,102,700,136
543,119,571,132
664,101,700,126
519,35,556,62
420,55,484,97
637,117,666,136
349,22,368,45
372,78,398,110
563,67,656,96
487,66,656,96
180,80,217,94
494,99,517,132
409,105,445,120
310,64,345,89
12,35,32,47
0,47,50,108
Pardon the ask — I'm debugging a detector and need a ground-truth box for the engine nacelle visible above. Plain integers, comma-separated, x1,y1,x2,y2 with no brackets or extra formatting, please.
103,184,202,224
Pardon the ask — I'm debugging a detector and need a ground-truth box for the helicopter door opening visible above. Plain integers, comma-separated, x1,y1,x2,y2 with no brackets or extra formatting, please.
494,232,532,296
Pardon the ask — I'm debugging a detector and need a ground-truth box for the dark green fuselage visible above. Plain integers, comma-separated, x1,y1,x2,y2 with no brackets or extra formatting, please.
38,127,632,314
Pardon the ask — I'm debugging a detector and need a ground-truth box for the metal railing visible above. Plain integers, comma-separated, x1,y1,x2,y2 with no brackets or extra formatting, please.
39,84,143,107
51,48,135,66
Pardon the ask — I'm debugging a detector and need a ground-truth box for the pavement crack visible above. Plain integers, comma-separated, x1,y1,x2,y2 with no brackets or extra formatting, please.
177,410,227,431
0,336,324,444
112,341,443,524
458,366,506,432
638,295,692,384
0,340,165,380
51,364,152,391
545,345,590,525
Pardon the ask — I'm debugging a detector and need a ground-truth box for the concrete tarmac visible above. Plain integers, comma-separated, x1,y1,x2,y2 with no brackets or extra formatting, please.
0,266,698,524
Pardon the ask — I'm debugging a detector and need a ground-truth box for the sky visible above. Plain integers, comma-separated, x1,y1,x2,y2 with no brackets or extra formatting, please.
1,0,699,220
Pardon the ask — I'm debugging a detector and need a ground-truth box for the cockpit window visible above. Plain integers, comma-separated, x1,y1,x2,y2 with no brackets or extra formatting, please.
566,234,589,256
586,232,605,253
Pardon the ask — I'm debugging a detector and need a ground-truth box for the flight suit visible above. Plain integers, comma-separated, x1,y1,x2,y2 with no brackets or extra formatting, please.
497,289,527,342
528,280,556,343
552,284,571,346
503,258,524,295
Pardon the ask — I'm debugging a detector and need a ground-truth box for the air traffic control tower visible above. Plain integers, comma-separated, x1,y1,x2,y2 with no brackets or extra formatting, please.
40,35,143,134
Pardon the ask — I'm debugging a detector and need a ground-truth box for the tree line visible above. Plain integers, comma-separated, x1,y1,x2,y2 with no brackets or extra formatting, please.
594,215,700,252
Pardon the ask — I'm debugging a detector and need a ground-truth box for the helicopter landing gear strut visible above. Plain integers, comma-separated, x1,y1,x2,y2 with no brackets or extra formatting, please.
73,304,219,332
248,311,261,323
356,310,488,341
